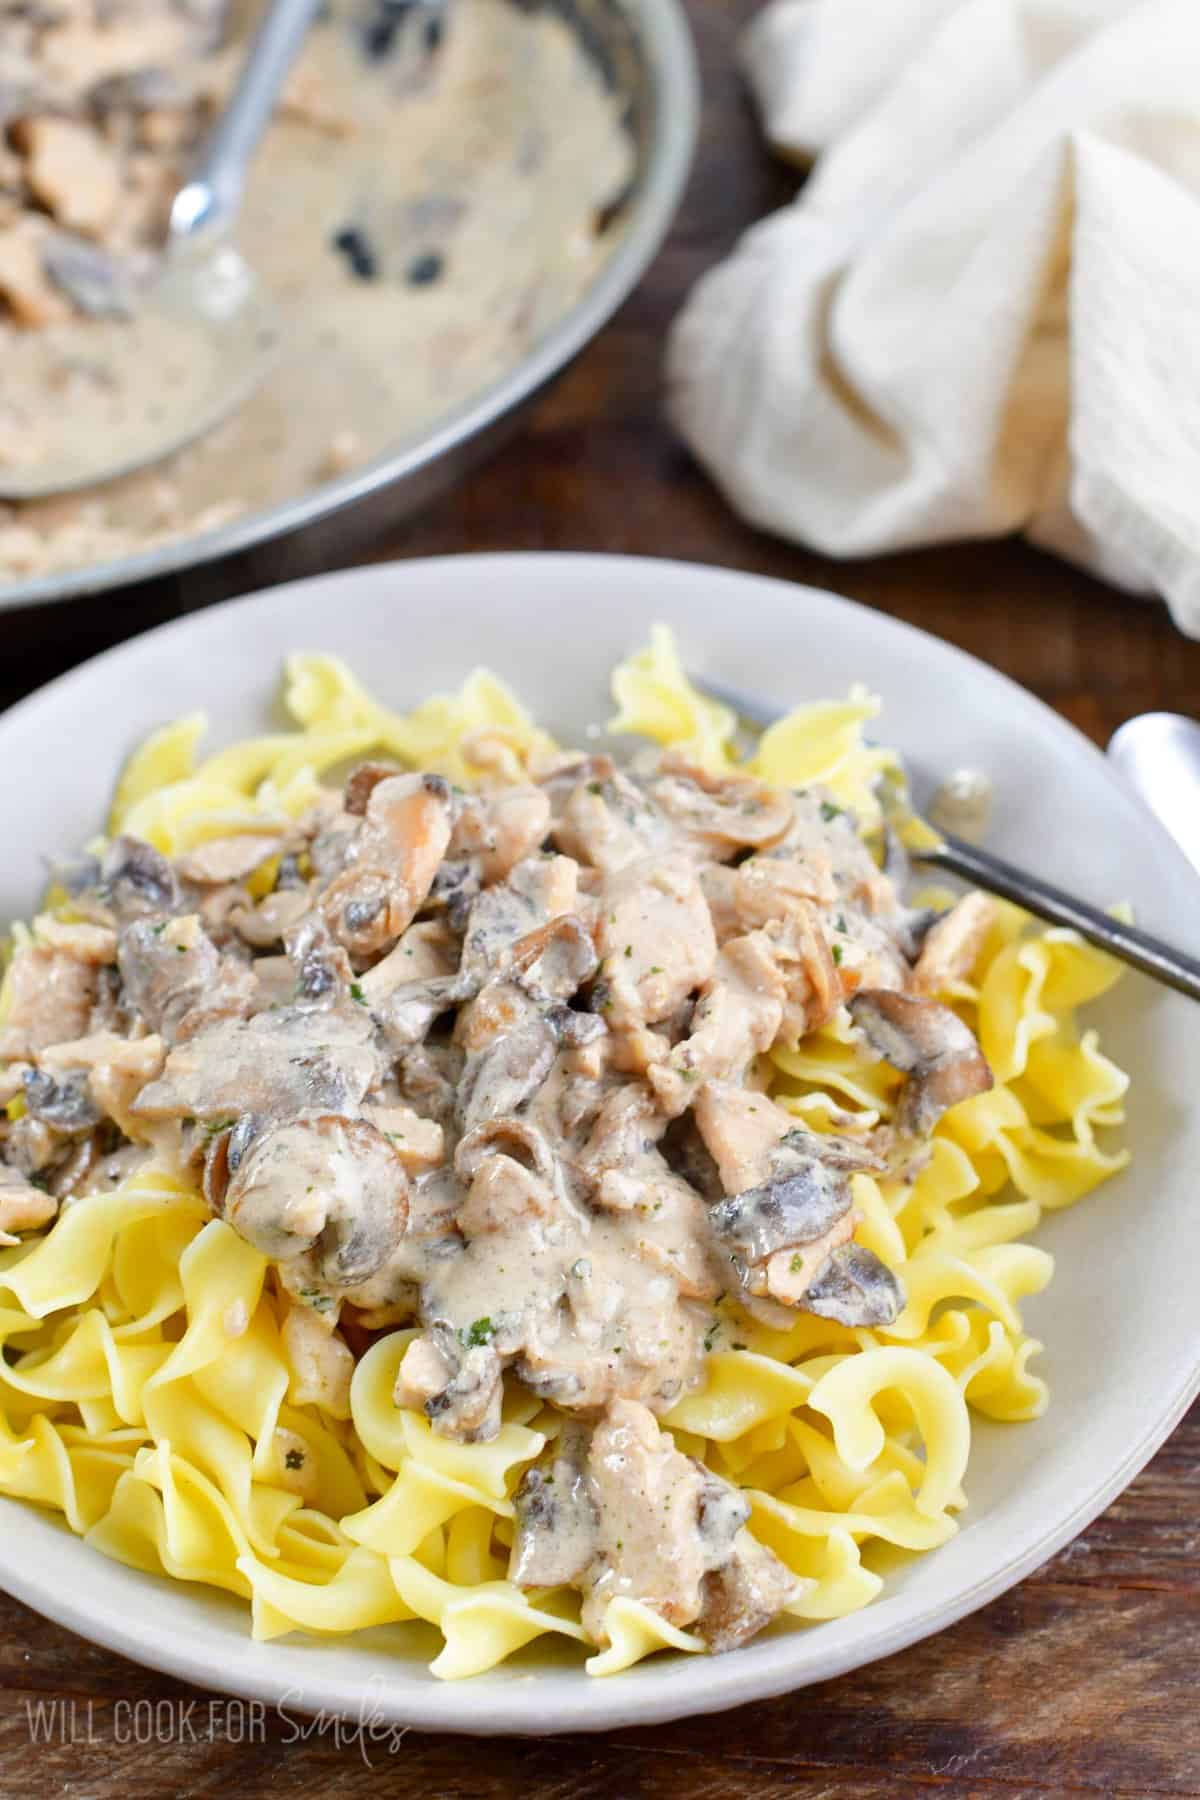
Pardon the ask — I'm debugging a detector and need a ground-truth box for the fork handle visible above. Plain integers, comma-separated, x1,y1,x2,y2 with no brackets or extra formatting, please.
923,833,1200,1002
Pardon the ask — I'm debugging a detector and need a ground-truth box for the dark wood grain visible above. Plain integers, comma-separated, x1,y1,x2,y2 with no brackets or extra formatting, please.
2,1,1200,1794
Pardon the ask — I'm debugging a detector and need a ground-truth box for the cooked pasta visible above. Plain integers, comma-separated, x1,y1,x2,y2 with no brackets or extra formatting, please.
0,629,1128,1678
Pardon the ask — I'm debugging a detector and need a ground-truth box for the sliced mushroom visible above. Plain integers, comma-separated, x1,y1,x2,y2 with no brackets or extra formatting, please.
224,1114,409,1287
285,914,355,1006
131,1006,379,1124
99,835,179,920
395,1321,503,1441
230,885,312,950
849,989,993,1135
22,1067,101,1133
117,913,255,1042
454,992,558,1136
694,1527,799,1653
510,1423,598,1589
452,914,601,1135
802,1241,904,1328
648,757,795,859
709,1161,854,1266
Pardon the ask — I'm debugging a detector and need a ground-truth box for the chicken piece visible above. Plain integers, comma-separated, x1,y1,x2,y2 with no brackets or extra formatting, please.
849,989,993,1136
31,916,117,963
693,1083,806,1194
175,834,283,886
319,773,453,958
649,932,785,1116
696,1086,881,1197
457,1152,558,1236
774,790,894,911
580,1399,708,1638
594,855,716,1029
132,1007,378,1124
358,920,456,1005
476,786,552,885
395,1322,503,1442
0,217,71,326
15,117,120,237
735,852,838,925
630,1172,722,1303
0,1164,57,1246
281,1301,354,1419
223,1115,409,1288
763,1211,857,1304
0,943,96,1059
698,863,741,944
362,1102,444,1173
911,891,994,995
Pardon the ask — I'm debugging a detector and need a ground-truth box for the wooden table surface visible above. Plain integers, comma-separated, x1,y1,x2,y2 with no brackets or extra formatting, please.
3,3,1199,1794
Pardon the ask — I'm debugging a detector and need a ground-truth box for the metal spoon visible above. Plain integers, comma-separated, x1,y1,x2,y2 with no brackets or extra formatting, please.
0,0,323,501
692,675,1200,1004
1107,712,1200,878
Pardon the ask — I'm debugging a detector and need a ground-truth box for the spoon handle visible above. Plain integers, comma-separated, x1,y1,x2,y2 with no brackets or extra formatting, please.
919,834,1200,1002
170,0,325,243
1107,712,1200,878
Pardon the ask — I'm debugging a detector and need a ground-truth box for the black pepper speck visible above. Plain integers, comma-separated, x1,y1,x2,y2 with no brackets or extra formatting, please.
332,225,378,281
406,251,444,286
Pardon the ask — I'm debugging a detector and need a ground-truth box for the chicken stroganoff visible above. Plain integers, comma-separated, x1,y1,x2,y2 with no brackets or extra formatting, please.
0,631,1130,1677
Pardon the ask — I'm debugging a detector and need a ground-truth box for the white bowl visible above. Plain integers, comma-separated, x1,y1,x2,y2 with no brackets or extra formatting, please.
1,553,1197,1734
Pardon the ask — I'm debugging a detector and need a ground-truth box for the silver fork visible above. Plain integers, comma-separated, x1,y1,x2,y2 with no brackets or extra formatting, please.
691,676,1200,1004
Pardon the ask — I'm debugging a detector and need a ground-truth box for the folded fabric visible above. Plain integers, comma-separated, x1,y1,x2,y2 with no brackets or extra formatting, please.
667,0,1200,637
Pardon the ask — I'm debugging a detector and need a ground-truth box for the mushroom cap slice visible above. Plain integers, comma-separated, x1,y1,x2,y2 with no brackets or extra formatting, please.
802,1242,904,1328
709,1161,853,1265
223,1114,410,1288
849,988,993,1135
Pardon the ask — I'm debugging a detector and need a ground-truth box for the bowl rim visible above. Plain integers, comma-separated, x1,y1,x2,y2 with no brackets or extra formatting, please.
1,551,1197,1735
0,0,700,614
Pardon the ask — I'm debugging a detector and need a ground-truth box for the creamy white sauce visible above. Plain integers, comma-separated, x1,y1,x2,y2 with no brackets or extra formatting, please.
0,0,633,577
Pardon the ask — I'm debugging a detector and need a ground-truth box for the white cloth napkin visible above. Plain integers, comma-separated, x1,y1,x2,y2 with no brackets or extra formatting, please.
667,0,1200,637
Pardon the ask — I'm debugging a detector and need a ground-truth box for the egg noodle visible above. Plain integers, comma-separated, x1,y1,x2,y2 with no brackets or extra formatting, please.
0,626,1128,1678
